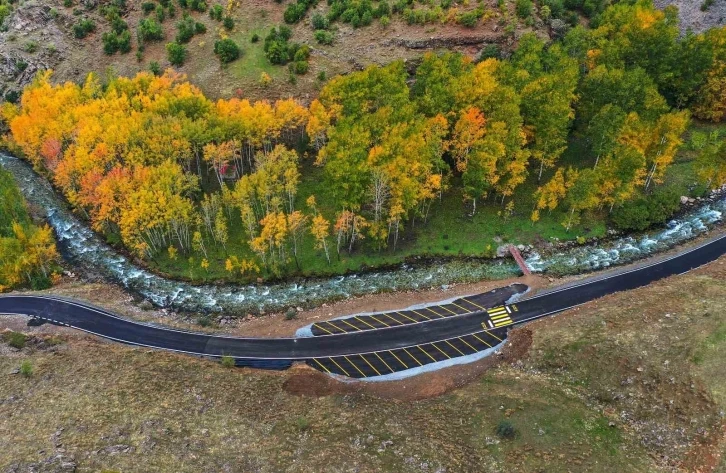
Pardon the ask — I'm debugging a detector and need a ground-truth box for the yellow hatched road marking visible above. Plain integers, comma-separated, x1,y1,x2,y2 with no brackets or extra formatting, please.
370,315,390,327
494,320,512,327
313,358,331,373
326,321,346,333
403,347,423,366
458,337,478,353
354,316,378,330
423,307,444,317
329,357,351,377
411,310,432,320
396,311,420,324
314,323,333,335
374,352,394,373
488,308,508,316
439,305,459,316
389,350,408,369
490,314,510,321
472,333,493,348
451,302,472,314
484,330,503,342
385,313,404,326
418,345,438,363
344,355,367,377
360,355,381,376
340,318,363,332
463,298,486,310
444,339,466,356
431,343,451,359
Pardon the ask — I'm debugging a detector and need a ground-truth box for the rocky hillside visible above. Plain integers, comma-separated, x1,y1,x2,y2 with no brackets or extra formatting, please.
656,0,726,33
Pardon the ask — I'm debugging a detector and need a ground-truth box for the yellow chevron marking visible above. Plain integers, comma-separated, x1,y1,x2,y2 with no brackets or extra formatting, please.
444,339,466,356
360,355,381,376
484,330,503,342
369,315,390,327
396,311,419,324
472,333,493,348
354,316,377,330
374,352,394,373
439,305,459,316
403,347,423,366
431,342,451,359
451,302,472,314
340,318,363,332
314,323,333,335
463,298,486,310
385,313,404,326
458,337,478,353
313,358,331,373
329,357,351,377
389,350,408,369
411,309,432,320
326,321,346,333
344,355,367,377
418,345,438,363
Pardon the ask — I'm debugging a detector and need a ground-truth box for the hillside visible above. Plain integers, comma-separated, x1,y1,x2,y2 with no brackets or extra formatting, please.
2,252,726,471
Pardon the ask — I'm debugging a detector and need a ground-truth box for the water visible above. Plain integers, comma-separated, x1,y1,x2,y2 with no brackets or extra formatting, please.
3,152,725,314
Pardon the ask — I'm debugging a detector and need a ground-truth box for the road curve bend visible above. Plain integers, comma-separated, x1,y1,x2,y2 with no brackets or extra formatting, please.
2,233,726,376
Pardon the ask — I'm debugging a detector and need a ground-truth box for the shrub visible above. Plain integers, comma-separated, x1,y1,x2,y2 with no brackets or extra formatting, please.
701,0,715,11
515,0,533,18
284,2,305,23
311,12,329,29
251,32,259,42
223,15,234,30
194,21,206,33
314,29,333,45
72,18,96,38
379,14,390,27
138,17,164,41
166,41,186,65
479,43,501,60
19,360,33,377
610,189,681,232
155,4,166,21
3,331,28,349
295,416,310,431
317,70,326,81
221,355,235,367
285,307,298,320
456,10,479,27
209,4,223,20
214,38,241,63
116,29,132,52
189,0,207,12
63,0,73,7
289,60,309,75
141,1,156,14
176,15,196,43
24,40,39,53
495,420,517,440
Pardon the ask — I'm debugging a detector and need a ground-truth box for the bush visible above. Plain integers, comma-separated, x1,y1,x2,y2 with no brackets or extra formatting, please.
610,189,681,232
63,0,73,7
176,15,196,43
2,331,28,349
209,3,223,20
72,18,96,38
285,307,298,320
221,355,235,367
19,360,33,377
214,38,241,63
515,0,533,18
284,2,305,23
311,12,329,29
138,17,164,41
194,21,206,33
141,1,156,14
495,420,517,440
314,29,333,45
166,41,186,65
24,40,39,53
295,416,310,431
317,70,326,81
223,15,234,30
155,4,166,21
189,0,207,12
456,10,479,27
251,32,259,42
197,314,212,326
479,43,501,60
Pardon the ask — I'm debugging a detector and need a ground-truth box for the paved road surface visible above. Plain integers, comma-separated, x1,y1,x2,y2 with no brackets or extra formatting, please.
2,233,725,377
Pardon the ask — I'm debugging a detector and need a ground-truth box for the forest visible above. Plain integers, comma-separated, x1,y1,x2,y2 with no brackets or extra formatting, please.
3,0,726,282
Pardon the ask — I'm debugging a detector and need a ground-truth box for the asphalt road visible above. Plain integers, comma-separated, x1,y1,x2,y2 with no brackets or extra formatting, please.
2,233,725,374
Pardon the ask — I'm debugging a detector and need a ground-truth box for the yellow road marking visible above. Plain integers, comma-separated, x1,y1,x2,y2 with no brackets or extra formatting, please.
458,337,478,353
370,315,390,327
339,318,363,332
344,355,367,377
326,321,346,333
403,347,423,366
472,333,493,348
418,345,438,362
411,309,432,320
484,330,503,342
439,305,459,316
488,308,508,316
431,343,451,359
451,302,472,314
360,355,381,376
490,314,510,321
374,352,394,373
389,350,408,369
396,311,419,324
314,323,333,335
423,307,444,317
494,320,512,327
313,358,331,373
463,298,486,310
329,357,351,377
354,316,378,330
444,339,466,356
385,313,404,325
512,304,519,311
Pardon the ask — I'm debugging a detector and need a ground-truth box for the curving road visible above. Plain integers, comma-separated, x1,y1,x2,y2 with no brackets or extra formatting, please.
2,233,726,375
